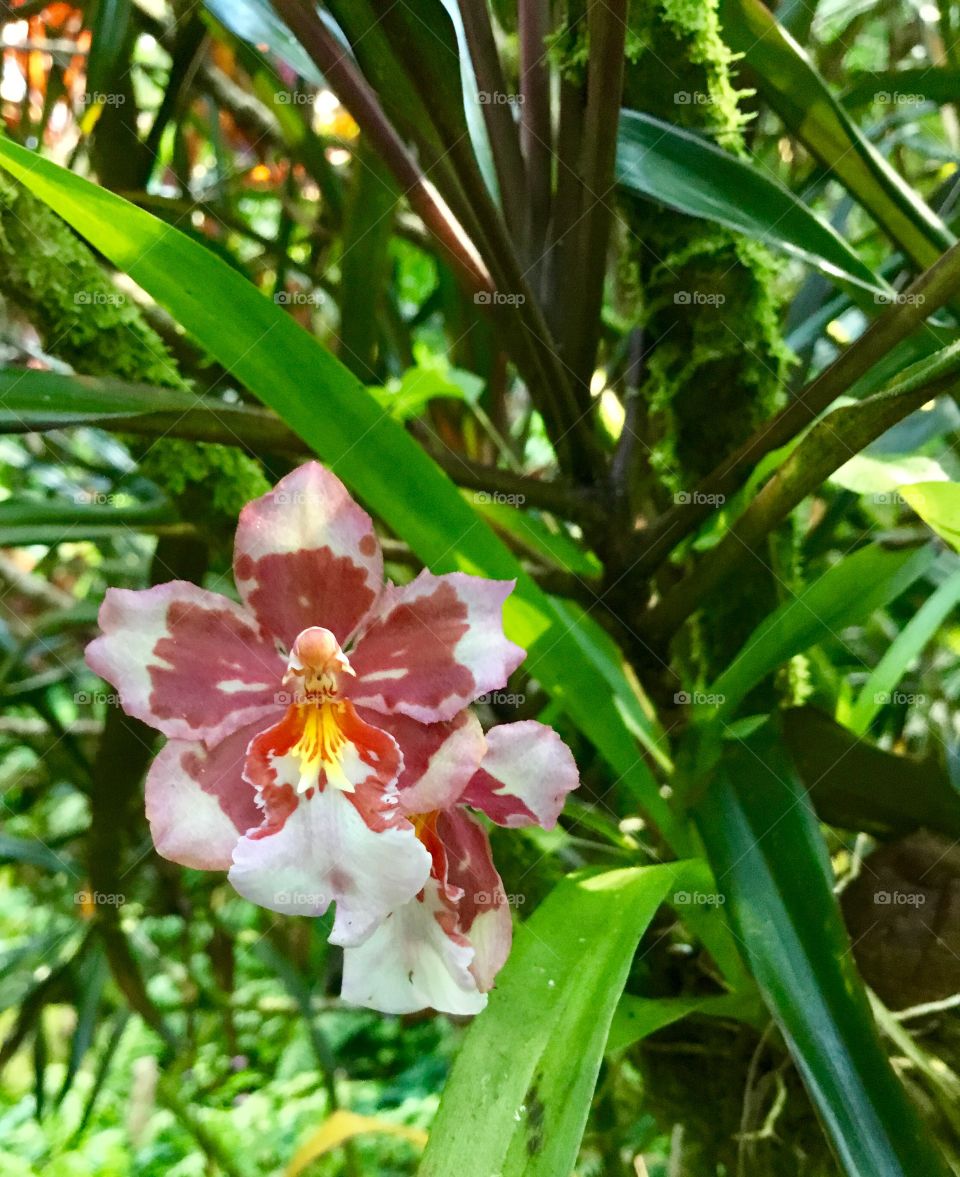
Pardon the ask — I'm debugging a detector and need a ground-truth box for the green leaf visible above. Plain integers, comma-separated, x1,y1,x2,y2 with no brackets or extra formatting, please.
606,991,764,1055
0,500,176,546
616,110,888,296
696,722,950,1177
900,481,960,551
84,0,132,101
710,543,937,719
717,0,954,269
0,834,73,873
830,452,950,496
474,503,602,577
783,706,960,840
847,557,960,734
0,137,683,851
202,0,324,85
419,863,687,1177
0,366,304,451
842,69,960,110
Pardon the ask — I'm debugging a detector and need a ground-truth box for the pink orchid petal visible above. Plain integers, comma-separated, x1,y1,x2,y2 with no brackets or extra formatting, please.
85,583,285,743
358,708,486,816
436,807,512,990
340,877,485,1015
233,462,382,649
228,785,431,946
145,722,265,870
462,721,579,829
348,571,524,723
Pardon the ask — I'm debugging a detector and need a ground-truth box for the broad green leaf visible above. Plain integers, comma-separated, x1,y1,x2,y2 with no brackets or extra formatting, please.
339,148,399,380
900,481,960,551
710,543,937,719
696,723,950,1177
616,110,888,296
848,557,960,734
718,0,954,269
0,138,683,851
419,863,688,1177
784,706,960,840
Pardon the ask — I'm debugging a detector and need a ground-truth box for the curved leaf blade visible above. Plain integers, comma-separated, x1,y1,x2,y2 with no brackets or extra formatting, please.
717,0,954,268
696,723,950,1177
616,110,887,296
419,864,686,1177
711,542,937,719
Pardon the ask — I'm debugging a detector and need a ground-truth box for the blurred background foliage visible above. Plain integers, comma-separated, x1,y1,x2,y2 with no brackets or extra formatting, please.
2,0,960,1174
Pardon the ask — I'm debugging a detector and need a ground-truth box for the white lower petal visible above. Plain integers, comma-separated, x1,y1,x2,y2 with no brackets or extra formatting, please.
340,880,486,1015
228,785,430,946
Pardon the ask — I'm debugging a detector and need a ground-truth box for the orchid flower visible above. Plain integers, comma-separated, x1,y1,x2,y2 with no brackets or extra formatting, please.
86,462,579,1014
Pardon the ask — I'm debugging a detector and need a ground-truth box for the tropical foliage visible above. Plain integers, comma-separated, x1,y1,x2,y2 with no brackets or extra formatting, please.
2,1,960,1174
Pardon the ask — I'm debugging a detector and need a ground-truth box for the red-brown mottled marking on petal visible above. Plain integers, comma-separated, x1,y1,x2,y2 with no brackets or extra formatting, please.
348,571,524,724
242,547,377,651
150,599,282,732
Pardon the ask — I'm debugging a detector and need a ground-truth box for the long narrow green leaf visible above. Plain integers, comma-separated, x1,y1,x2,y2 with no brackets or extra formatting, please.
0,138,684,850
202,0,323,85
616,110,888,296
848,557,960,734
718,0,955,269
419,863,687,1177
606,991,763,1055
842,68,960,110
696,723,949,1177
711,543,937,719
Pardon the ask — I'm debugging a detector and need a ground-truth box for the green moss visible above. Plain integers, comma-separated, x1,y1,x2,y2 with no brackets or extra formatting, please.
0,177,266,526
613,1,793,504
139,439,269,520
